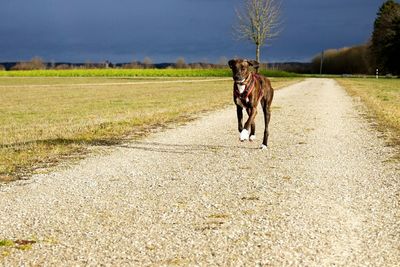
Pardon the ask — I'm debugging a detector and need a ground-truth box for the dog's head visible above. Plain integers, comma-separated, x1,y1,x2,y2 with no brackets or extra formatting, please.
228,59,259,83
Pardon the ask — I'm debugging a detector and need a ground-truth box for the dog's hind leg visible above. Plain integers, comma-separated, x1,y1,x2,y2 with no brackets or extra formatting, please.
250,122,256,141
261,99,271,149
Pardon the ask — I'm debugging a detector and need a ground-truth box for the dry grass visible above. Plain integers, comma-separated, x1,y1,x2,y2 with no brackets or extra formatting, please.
336,78,400,146
0,77,301,181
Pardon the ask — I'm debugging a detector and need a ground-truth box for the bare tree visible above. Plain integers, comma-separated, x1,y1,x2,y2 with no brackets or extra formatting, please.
84,60,95,69
234,0,282,62
12,57,46,70
217,56,228,67
143,57,153,69
175,57,187,69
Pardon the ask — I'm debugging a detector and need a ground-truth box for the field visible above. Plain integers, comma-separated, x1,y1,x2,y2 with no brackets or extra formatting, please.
0,68,297,77
336,78,400,145
0,76,302,181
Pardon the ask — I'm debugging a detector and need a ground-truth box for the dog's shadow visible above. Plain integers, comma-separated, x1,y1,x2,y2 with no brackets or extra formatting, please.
118,141,256,155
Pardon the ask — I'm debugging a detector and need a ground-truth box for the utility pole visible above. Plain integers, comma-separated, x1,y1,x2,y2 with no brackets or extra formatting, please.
319,50,324,75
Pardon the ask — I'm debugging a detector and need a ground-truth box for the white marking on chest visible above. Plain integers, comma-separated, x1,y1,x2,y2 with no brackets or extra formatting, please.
237,84,246,94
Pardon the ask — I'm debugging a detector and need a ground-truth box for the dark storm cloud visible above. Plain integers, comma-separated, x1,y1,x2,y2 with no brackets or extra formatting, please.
272,0,381,61
0,0,382,63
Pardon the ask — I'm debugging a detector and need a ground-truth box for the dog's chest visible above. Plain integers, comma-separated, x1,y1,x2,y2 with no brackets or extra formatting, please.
237,84,246,94
235,97,250,108
235,84,248,107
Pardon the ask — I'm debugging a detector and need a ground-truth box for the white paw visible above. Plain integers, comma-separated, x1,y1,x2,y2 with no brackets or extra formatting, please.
259,144,267,150
249,135,256,141
239,129,249,141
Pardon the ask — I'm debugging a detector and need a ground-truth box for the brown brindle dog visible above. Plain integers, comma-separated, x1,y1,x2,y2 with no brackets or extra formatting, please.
228,59,274,149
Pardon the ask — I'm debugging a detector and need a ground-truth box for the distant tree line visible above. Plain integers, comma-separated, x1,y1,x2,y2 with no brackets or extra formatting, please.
310,45,371,74
1,58,313,73
311,0,400,75
1,56,231,71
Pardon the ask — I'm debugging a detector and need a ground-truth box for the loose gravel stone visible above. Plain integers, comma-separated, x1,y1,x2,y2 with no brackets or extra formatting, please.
0,78,399,266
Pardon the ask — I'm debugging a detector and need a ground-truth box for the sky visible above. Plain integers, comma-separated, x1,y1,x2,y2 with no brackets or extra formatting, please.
0,0,385,63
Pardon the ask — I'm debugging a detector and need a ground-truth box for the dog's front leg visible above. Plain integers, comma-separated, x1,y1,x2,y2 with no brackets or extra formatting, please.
236,105,244,133
240,107,257,141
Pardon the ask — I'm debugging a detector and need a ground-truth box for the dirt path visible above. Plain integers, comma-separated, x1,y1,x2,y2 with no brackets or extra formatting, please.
1,78,399,266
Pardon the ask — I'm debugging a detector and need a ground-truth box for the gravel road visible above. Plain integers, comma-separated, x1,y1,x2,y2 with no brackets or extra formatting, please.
1,78,399,266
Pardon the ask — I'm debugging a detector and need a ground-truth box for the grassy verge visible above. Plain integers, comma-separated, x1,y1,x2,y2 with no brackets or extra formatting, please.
0,77,302,181
0,68,298,78
336,78,400,146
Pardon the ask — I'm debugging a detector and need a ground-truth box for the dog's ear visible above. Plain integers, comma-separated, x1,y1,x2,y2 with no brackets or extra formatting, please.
228,59,236,69
247,60,260,69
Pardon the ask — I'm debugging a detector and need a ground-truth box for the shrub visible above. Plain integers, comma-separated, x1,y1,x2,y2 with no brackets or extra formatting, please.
11,57,46,70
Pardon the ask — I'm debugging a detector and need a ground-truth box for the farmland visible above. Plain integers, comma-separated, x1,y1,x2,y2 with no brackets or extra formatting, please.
0,68,297,78
0,76,302,181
